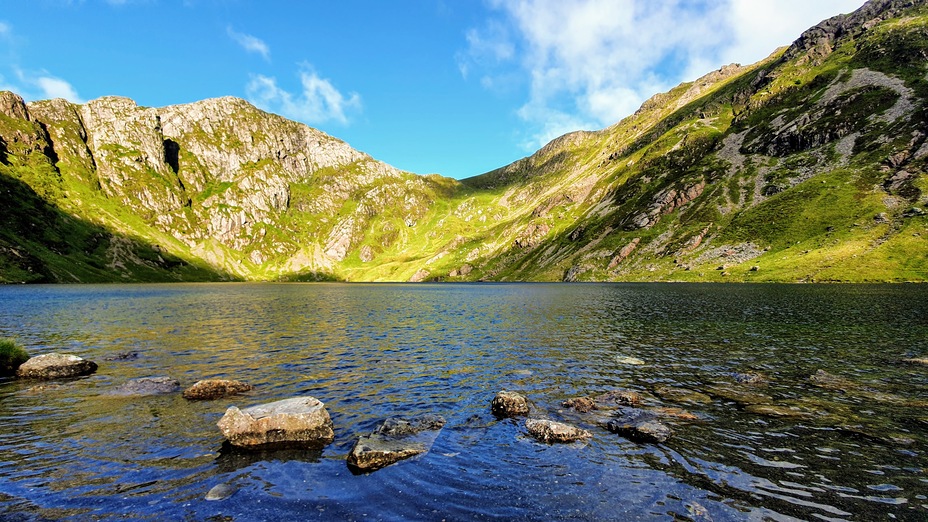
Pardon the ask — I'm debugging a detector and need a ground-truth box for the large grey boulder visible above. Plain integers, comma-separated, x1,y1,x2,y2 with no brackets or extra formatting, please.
217,397,334,448
347,414,446,472
16,353,97,380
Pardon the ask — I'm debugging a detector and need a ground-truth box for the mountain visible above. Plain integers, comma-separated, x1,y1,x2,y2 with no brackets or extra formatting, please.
1,0,926,283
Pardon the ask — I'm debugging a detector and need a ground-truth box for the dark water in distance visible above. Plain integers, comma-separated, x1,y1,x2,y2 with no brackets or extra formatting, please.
0,283,926,521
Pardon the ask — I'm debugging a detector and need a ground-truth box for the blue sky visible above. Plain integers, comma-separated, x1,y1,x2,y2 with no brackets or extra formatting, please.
0,0,864,179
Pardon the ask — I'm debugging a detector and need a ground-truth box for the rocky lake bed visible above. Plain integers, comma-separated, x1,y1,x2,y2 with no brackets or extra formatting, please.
0,283,926,520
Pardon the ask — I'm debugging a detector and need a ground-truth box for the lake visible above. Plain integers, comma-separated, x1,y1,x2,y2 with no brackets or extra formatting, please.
0,283,926,520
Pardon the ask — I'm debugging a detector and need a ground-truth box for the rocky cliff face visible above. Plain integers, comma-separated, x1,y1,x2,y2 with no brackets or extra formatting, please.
1,0,926,283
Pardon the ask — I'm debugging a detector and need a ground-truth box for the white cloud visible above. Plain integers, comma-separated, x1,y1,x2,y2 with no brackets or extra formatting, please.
7,67,84,103
246,65,361,125
464,0,865,150
34,76,83,102
0,21,10,38
227,27,271,61
722,0,865,66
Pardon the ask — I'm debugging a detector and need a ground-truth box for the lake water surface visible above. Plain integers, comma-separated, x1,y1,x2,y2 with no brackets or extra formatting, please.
0,283,926,520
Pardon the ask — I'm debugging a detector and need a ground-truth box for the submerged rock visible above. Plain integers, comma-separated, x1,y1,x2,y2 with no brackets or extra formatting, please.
108,376,180,396
705,384,772,406
809,369,860,391
183,379,253,400
903,357,928,365
616,356,646,365
492,391,529,417
525,419,592,443
16,353,97,380
744,404,812,419
606,408,673,443
653,386,712,405
651,407,700,421
593,390,642,408
217,396,334,449
103,351,139,361
347,414,446,472
731,372,769,385
205,483,236,501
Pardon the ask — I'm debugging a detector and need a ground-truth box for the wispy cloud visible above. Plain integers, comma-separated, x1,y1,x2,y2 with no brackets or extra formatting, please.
463,0,864,150
0,23,83,102
227,27,271,61
11,67,85,103
246,64,361,125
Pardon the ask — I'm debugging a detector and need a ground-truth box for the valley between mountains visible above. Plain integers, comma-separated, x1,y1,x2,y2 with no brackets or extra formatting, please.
1,0,926,283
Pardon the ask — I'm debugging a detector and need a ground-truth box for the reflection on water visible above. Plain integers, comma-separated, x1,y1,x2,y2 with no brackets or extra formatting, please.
0,283,926,520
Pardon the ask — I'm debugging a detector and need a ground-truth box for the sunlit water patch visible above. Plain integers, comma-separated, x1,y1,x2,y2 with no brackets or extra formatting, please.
0,283,926,520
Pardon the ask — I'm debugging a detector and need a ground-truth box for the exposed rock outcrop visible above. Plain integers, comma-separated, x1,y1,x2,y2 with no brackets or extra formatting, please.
217,396,334,448
16,353,98,380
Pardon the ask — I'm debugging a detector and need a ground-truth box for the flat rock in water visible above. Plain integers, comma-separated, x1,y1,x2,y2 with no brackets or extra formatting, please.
183,379,253,400
744,404,812,419
731,372,769,385
525,419,592,443
903,357,928,365
108,376,180,396
606,408,673,443
16,353,97,380
705,384,772,406
809,369,860,391
653,386,712,405
347,414,446,472
492,391,529,417
651,407,700,421
217,396,334,449
103,351,139,361
616,356,645,365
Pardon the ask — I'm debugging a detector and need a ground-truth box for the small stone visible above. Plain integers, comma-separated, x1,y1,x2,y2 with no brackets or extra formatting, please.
183,379,253,400
731,372,768,385
491,391,529,417
525,419,592,443
205,483,236,501
562,397,597,413
903,357,928,365
705,384,772,405
615,356,645,366
16,353,97,380
749,266,760,272
217,396,334,449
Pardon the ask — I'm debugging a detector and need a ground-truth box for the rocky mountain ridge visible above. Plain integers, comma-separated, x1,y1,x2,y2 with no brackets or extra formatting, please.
1,0,926,283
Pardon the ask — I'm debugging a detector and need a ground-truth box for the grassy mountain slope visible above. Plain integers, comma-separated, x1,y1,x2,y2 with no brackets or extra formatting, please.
0,0,926,283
